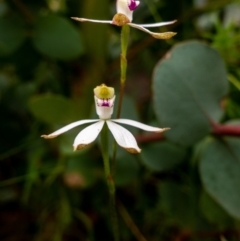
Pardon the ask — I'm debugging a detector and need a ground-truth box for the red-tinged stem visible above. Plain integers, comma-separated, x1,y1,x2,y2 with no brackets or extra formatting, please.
135,123,240,145
211,123,240,136
136,133,165,144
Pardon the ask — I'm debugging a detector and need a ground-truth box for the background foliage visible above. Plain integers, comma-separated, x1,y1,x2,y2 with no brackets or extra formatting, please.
1,0,240,240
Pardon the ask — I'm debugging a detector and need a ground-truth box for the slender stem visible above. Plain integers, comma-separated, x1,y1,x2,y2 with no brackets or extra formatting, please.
112,141,117,178
112,25,130,176
101,124,120,241
116,25,130,118
136,132,166,144
118,201,148,241
134,123,240,146
116,83,125,119
211,122,240,136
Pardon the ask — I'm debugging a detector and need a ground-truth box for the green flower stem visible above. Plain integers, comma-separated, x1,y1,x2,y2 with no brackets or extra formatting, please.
101,124,119,241
112,25,130,177
116,24,130,118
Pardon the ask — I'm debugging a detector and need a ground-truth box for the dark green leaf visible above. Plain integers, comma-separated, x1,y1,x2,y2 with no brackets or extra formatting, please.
32,14,84,60
140,141,187,171
158,181,202,228
115,148,140,186
153,41,228,146
199,137,240,220
28,94,80,125
0,16,26,56
200,190,233,227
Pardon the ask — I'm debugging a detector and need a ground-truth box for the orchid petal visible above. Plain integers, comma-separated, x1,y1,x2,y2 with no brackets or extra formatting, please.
117,0,133,22
111,119,170,133
73,120,104,151
95,95,115,120
128,23,177,39
106,120,141,154
71,17,112,24
138,20,177,28
41,119,99,139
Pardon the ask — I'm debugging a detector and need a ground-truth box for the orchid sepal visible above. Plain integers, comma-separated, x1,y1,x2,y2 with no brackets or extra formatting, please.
106,120,141,153
41,119,99,139
128,23,177,39
71,17,112,24
138,20,177,28
111,119,170,132
73,121,105,151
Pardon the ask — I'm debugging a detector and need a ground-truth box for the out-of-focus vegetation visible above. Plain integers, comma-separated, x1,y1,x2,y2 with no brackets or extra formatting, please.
1,0,240,240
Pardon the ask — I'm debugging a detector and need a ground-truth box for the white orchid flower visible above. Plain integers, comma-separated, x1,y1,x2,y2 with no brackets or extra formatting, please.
71,0,176,40
41,84,170,154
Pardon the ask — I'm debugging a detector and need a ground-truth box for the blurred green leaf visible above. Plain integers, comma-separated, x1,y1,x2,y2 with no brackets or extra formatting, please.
199,137,240,220
0,16,26,56
28,94,80,125
32,14,84,60
158,181,202,229
200,190,233,227
115,148,140,186
153,41,228,146
140,141,187,171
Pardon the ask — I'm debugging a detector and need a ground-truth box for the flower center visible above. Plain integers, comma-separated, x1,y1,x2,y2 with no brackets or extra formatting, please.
112,13,130,26
97,99,112,107
94,84,116,120
94,96,115,120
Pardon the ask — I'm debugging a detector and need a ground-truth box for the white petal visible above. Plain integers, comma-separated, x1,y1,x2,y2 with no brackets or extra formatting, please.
41,119,99,139
116,0,133,22
73,120,105,151
111,119,170,133
71,17,112,24
137,20,177,28
128,23,177,39
106,120,141,154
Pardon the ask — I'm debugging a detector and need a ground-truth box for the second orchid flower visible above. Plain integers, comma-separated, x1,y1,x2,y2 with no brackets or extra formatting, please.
71,0,176,40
